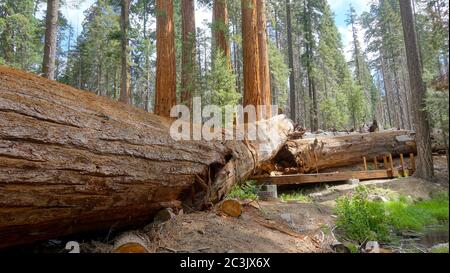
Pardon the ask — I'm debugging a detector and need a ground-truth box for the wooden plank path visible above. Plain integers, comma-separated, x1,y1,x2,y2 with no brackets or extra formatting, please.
253,153,415,185
252,170,397,185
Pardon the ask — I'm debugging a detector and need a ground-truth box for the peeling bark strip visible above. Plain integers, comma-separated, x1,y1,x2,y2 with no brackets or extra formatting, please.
0,67,292,248
274,130,417,174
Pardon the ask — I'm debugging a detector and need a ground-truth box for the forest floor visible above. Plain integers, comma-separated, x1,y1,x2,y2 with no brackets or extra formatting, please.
9,156,449,253
78,155,448,254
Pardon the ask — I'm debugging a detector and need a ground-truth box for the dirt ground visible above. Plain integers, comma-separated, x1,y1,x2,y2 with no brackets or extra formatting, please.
11,156,448,253
75,157,447,254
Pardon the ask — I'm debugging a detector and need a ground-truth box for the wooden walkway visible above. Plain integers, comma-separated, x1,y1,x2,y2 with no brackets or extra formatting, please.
253,153,415,186
252,170,397,185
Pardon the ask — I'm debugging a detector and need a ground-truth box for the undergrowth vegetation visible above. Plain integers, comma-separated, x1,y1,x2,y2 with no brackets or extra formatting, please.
335,186,449,244
279,191,312,203
226,181,259,200
335,186,390,243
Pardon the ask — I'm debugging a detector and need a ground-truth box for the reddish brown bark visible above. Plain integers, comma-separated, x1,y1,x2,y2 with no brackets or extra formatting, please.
241,0,261,120
0,67,293,248
256,0,271,119
213,0,231,66
181,0,197,108
155,0,177,117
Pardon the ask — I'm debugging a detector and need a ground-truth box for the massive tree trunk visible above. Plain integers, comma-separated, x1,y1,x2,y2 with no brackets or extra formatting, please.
399,0,434,180
241,0,261,120
42,0,59,80
213,0,231,66
285,0,296,121
181,0,196,108
0,67,293,248
273,131,417,174
119,0,131,104
155,0,177,117
256,0,271,119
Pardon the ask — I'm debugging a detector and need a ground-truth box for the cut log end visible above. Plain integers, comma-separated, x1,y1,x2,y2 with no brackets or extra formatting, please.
113,233,150,253
220,199,242,218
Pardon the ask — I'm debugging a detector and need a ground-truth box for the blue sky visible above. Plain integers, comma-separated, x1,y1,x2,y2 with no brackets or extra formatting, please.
58,0,371,60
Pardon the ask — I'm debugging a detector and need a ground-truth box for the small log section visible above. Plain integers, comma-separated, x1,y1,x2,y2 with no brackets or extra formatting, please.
0,67,293,248
273,130,417,174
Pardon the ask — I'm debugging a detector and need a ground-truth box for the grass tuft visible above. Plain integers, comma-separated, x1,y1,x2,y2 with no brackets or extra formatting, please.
385,192,449,232
279,191,312,203
226,181,259,200
335,186,449,244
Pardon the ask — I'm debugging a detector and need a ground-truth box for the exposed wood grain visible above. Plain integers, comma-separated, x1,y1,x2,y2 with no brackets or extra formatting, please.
0,66,293,248
273,130,417,174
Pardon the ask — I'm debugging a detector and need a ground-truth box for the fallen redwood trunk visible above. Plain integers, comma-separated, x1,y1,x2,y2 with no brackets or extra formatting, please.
0,67,292,248
273,130,417,174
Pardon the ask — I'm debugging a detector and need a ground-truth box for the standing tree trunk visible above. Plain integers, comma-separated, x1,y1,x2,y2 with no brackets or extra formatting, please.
399,0,434,180
42,0,59,80
285,0,296,121
119,0,131,105
213,0,231,66
304,0,318,131
242,0,261,120
155,0,177,117
181,0,197,108
257,0,271,119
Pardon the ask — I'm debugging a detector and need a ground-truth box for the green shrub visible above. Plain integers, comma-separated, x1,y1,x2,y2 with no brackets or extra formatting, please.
335,186,390,243
226,181,259,200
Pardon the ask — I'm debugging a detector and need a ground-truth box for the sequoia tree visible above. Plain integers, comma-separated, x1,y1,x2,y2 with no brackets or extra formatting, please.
155,0,177,117
181,0,197,108
257,0,271,119
213,0,231,65
242,0,261,119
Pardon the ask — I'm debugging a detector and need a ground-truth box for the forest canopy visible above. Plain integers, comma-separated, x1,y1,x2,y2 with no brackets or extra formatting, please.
0,0,448,131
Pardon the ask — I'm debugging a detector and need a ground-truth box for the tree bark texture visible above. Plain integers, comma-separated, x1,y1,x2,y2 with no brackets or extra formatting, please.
242,0,261,120
256,0,272,119
42,0,59,80
155,0,177,117
0,66,293,248
273,130,417,174
181,0,197,108
399,0,434,180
